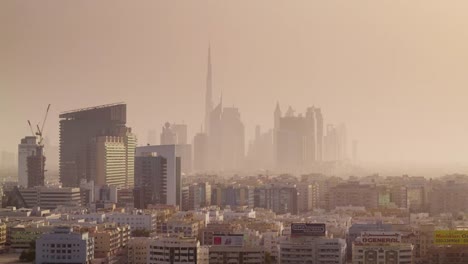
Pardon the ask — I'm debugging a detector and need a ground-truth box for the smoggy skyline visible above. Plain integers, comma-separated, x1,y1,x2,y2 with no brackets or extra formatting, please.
2,0,468,165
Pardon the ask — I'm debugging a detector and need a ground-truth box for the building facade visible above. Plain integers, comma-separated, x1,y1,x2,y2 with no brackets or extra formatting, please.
148,236,209,264
36,226,95,264
59,103,135,187
136,145,183,206
18,187,82,210
134,154,167,209
18,136,39,187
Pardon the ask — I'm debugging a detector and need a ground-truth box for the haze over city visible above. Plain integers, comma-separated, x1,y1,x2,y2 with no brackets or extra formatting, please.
5,2,468,264
2,0,468,174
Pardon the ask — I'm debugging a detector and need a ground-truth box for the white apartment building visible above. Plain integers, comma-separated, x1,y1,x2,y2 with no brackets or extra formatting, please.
352,232,413,264
209,245,265,264
75,211,157,233
148,236,209,264
263,231,280,260
36,226,94,264
19,187,82,210
279,236,346,264
106,211,157,232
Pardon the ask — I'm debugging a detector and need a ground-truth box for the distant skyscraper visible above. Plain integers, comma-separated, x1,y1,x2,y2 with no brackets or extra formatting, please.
59,103,135,187
274,104,325,172
323,123,347,162
352,140,358,162
160,122,188,145
315,108,323,162
305,107,316,163
207,98,223,170
18,136,39,187
198,46,245,172
324,124,338,161
160,122,177,145
205,45,213,134
193,132,208,172
220,107,245,171
172,123,188,144
246,126,273,170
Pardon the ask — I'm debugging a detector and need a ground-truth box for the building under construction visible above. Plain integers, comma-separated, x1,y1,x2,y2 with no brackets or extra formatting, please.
27,146,46,188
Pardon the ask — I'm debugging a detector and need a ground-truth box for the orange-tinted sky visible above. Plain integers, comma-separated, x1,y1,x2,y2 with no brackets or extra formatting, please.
2,0,468,164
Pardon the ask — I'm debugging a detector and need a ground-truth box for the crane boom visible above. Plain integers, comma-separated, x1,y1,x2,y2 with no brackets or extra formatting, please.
40,104,51,137
27,120,35,137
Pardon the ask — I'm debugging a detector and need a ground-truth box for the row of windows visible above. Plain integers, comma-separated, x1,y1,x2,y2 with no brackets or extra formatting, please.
42,249,74,253
43,243,74,248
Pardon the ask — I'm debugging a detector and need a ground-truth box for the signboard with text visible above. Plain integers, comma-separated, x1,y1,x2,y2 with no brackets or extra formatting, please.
434,230,468,245
360,232,402,244
291,223,326,237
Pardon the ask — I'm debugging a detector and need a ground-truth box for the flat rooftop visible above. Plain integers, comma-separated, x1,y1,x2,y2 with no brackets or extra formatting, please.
59,102,125,119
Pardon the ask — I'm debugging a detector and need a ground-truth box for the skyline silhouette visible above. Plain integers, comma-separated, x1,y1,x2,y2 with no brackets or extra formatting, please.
2,0,468,169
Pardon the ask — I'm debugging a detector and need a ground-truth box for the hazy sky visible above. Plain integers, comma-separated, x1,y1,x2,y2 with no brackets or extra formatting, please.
2,0,468,164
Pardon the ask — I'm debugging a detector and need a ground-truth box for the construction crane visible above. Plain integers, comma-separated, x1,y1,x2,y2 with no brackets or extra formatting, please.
26,104,50,145
36,104,51,146
27,120,35,137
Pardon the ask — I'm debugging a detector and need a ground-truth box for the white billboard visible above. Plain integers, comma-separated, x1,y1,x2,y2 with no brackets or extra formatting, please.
213,234,244,246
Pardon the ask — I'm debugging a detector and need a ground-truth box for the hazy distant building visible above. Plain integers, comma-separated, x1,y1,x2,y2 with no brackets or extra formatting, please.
172,124,188,144
18,136,39,187
297,183,319,213
207,102,246,171
203,47,245,172
254,185,298,215
429,181,468,215
352,140,358,163
274,104,324,172
134,153,167,209
324,123,347,162
315,108,324,162
59,103,136,188
220,107,245,171
328,182,379,210
159,122,192,172
136,145,182,206
246,126,273,170
205,46,214,137
160,122,177,145
193,132,208,172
